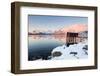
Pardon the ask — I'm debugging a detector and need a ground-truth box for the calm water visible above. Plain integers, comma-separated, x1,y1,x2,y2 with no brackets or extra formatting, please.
28,35,66,61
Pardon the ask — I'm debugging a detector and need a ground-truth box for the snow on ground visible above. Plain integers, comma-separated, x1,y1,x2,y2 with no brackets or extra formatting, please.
51,40,88,60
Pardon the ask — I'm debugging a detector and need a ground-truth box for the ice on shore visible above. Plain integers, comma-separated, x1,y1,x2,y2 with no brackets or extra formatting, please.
51,41,88,60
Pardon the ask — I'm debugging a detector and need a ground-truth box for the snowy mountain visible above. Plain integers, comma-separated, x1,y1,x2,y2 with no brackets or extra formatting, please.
78,31,88,38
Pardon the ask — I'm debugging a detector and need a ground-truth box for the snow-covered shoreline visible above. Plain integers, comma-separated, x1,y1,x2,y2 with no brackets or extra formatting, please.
51,40,88,60
32,40,88,61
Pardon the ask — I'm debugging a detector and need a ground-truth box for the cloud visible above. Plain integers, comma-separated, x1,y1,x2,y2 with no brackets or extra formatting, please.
62,24,88,33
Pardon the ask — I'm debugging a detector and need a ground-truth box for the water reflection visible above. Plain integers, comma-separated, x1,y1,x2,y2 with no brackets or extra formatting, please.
29,34,66,43
28,35,66,61
28,34,86,61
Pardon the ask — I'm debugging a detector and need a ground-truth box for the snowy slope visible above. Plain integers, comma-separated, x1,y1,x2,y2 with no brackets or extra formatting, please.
51,40,88,60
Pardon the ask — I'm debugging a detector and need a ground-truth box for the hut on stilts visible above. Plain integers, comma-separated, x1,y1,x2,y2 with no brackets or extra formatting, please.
66,32,78,46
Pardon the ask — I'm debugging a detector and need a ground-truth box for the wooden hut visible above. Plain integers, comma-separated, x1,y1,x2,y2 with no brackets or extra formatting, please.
66,32,78,46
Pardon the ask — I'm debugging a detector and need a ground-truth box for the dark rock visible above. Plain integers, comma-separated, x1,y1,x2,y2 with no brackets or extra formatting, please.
52,51,62,57
70,52,77,56
82,45,88,50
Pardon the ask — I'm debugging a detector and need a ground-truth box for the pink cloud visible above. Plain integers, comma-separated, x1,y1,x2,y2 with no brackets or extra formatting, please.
62,24,88,33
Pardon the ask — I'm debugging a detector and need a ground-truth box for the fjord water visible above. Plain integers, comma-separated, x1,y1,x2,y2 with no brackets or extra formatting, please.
28,35,66,61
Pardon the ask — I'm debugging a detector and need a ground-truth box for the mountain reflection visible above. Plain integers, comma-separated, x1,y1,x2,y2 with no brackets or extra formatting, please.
29,34,66,43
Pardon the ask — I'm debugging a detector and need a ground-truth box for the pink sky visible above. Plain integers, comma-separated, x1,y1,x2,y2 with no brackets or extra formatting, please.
62,24,88,33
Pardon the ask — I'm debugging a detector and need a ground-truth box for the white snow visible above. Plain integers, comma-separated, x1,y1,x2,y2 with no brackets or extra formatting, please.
51,40,88,60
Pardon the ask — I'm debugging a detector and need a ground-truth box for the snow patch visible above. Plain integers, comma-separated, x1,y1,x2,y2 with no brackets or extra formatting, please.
51,41,88,60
